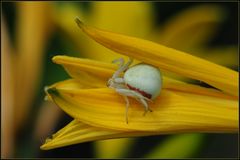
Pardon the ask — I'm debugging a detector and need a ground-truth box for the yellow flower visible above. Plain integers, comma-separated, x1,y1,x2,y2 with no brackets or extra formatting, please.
40,18,238,150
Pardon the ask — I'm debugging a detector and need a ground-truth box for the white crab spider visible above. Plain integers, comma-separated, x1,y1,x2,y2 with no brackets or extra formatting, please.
107,57,162,123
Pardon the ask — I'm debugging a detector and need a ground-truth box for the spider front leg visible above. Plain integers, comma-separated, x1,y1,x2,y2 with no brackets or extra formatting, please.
112,58,124,68
107,77,127,89
112,57,133,79
107,57,133,88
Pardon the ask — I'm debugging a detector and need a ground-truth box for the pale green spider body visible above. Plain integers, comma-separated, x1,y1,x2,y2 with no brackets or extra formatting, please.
124,63,162,99
107,58,162,123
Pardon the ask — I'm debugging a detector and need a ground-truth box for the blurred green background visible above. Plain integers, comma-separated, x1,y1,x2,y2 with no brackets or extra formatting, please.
2,1,238,158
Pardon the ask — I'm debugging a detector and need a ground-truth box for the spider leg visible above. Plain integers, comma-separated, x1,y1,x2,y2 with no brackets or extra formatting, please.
115,88,152,115
121,57,133,72
112,57,133,79
138,98,153,116
114,78,125,83
123,96,129,124
108,77,127,89
112,58,124,68
116,88,148,100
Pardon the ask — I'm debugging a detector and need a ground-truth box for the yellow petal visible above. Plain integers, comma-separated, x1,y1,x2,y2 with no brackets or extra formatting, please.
40,119,154,150
90,2,153,36
52,55,117,79
42,57,238,150
45,78,104,101
52,55,238,100
54,2,153,62
86,2,154,62
46,86,238,132
40,119,203,151
74,18,238,96
40,119,123,150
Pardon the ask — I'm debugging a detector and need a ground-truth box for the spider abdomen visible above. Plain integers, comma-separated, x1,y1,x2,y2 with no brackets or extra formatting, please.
124,63,162,99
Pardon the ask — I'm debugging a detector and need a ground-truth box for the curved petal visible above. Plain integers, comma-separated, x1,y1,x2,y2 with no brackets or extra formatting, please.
45,86,238,132
40,119,124,150
52,55,238,100
40,119,157,150
86,2,154,62
42,55,238,150
90,2,153,36
74,19,238,96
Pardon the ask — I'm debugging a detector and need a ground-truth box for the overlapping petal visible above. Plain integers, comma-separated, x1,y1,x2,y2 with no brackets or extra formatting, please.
40,119,160,150
41,55,238,149
45,85,237,132
41,14,238,151
41,67,238,151
74,19,238,96
41,55,238,150
52,55,238,100
40,119,125,150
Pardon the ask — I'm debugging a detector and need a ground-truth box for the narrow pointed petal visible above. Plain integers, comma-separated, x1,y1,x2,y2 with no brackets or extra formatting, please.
45,86,238,132
40,119,122,150
52,55,117,79
40,119,155,150
52,55,238,100
90,2,153,36
54,2,153,62
86,2,154,62
74,19,238,96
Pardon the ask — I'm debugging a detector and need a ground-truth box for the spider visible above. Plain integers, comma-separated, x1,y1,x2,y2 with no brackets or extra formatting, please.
107,57,162,123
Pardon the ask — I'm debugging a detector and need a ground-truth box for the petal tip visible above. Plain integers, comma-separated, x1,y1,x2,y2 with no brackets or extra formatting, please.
40,144,47,150
52,55,63,63
52,55,69,64
46,87,60,97
40,137,54,150
75,17,84,29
